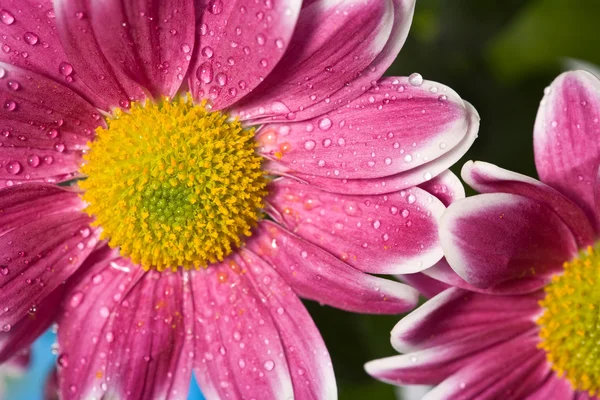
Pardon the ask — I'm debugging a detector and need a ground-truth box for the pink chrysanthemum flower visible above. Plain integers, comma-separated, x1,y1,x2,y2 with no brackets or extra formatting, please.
366,69,600,399
0,0,478,398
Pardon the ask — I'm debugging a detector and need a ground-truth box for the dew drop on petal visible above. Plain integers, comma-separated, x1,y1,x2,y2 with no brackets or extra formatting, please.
318,117,332,131
0,10,15,25
24,32,39,45
6,160,21,175
408,73,423,86
27,154,40,167
59,62,74,76
304,140,316,150
263,360,275,371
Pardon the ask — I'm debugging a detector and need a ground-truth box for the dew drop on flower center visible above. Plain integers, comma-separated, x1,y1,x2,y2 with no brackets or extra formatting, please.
537,244,600,395
79,96,267,271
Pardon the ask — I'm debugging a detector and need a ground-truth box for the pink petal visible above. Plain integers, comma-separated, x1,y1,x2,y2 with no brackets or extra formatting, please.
58,249,192,400
534,70,600,231
0,183,83,236
0,208,97,327
233,0,413,123
462,160,595,247
419,170,465,206
525,374,573,400
440,193,577,291
365,331,539,387
0,63,103,186
86,0,195,98
189,0,301,109
389,288,541,353
190,253,336,399
396,273,450,299
0,286,62,363
422,258,545,295
246,221,420,314
54,0,146,110
267,178,445,274
256,77,470,180
267,101,480,195
0,0,132,110
425,336,547,400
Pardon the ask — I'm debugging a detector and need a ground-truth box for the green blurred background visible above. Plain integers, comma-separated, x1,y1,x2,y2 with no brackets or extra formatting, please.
309,0,600,398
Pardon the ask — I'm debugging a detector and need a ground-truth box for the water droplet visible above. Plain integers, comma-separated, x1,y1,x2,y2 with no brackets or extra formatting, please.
0,10,15,25
275,38,285,49
181,44,191,54
318,117,332,130
24,32,39,45
54,143,65,153
263,360,275,371
5,79,20,92
373,220,381,229
384,157,392,165
208,0,223,14
197,61,214,84
407,194,416,204
201,46,213,58
304,140,316,150
3,99,16,111
216,72,228,86
551,120,558,128
401,209,410,218
408,73,423,86
99,306,110,318
0,67,5,79
69,292,84,308
47,128,59,139
57,353,69,367
59,62,73,76
27,154,40,167
404,154,412,163
0,265,8,275
6,160,21,175
256,34,266,46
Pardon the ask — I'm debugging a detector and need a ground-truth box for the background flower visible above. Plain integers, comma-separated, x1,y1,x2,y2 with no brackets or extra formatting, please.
366,69,600,398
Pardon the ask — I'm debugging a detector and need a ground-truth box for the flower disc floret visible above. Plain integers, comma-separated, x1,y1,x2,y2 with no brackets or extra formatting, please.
80,97,267,271
537,244,600,395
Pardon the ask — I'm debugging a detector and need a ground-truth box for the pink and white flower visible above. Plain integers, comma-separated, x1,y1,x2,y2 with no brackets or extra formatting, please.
366,70,600,398
0,0,478,398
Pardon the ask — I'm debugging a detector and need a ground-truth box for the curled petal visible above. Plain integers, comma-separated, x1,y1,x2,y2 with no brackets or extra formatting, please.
396,273,450,299
189,0,301,109
462,160,595,247
440,193,577,291
389,288,541,353
267,179,445,274
246,221,420,314
534,70,600,231
419,170,465,207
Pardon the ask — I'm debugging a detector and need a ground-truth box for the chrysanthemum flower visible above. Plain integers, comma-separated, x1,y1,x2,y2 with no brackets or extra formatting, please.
0,0,478,398
366,69,600,398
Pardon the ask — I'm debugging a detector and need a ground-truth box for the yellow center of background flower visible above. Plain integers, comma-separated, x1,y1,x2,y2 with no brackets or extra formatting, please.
537,245,600,395
80,97,267,271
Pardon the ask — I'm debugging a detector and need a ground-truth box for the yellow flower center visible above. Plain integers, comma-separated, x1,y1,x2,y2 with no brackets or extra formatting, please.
79,96,267,271
537,244,600,395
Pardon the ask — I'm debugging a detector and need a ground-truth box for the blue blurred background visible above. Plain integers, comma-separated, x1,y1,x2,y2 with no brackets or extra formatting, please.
4,0,600,398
